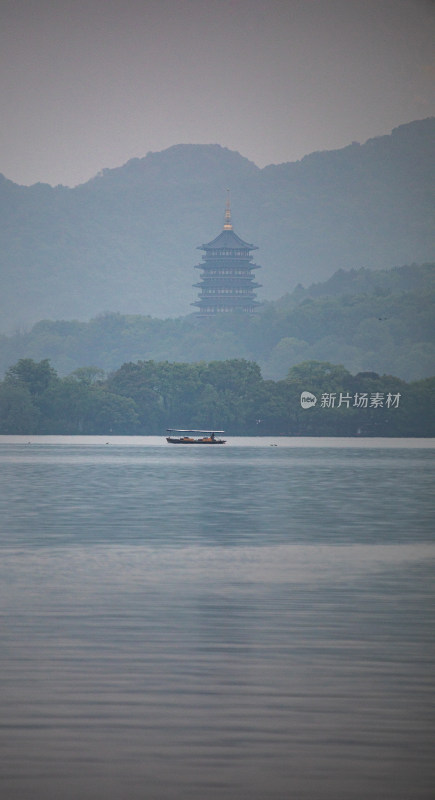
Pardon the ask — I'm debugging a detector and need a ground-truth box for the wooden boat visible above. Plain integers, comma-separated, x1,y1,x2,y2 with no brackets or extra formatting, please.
166,429,226,444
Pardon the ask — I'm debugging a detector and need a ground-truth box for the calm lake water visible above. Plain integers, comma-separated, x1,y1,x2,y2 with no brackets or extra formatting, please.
1,436,434,800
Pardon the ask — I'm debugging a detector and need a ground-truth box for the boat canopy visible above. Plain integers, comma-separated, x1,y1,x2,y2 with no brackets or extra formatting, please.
166,429,225,434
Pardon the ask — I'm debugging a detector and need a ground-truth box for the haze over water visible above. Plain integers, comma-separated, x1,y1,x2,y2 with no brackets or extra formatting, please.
1,437,434,799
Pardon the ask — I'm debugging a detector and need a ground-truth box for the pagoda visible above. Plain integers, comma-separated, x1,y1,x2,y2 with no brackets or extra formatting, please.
192,195,261,315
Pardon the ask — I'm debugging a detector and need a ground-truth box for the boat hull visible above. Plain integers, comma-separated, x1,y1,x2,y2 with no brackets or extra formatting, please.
166,437,226,445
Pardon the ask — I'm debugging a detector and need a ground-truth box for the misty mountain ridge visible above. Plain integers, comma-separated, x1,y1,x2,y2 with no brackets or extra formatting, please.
0,117,434,332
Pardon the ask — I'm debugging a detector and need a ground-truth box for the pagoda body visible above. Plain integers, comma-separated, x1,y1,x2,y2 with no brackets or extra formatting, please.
192,199,261,315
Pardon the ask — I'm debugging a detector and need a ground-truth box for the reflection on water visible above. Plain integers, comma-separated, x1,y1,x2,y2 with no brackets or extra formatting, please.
1,442,434,549
0,439,434,799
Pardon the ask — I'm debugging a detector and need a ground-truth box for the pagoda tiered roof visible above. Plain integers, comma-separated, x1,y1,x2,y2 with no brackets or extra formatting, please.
198,228,258,251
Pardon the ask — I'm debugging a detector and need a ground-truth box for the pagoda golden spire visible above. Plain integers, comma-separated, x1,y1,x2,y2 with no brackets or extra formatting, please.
223,189,233,230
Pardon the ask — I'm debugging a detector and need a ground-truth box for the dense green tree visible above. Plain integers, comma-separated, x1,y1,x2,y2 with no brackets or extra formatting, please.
68,366,106,385
5,358,58,396
106,361,164,431
0,356,433,437
83,388,139,434
0,381,40,433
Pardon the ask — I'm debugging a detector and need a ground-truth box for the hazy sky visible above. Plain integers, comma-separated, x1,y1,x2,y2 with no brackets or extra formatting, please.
1,0,434,186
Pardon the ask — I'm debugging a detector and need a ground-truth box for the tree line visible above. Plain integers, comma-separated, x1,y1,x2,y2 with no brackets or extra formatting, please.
1,263,433,383
0,357,433,437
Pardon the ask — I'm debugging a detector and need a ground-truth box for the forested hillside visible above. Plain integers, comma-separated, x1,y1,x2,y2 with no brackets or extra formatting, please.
0,263,433,382
0,357,433,437
1,118,434,331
